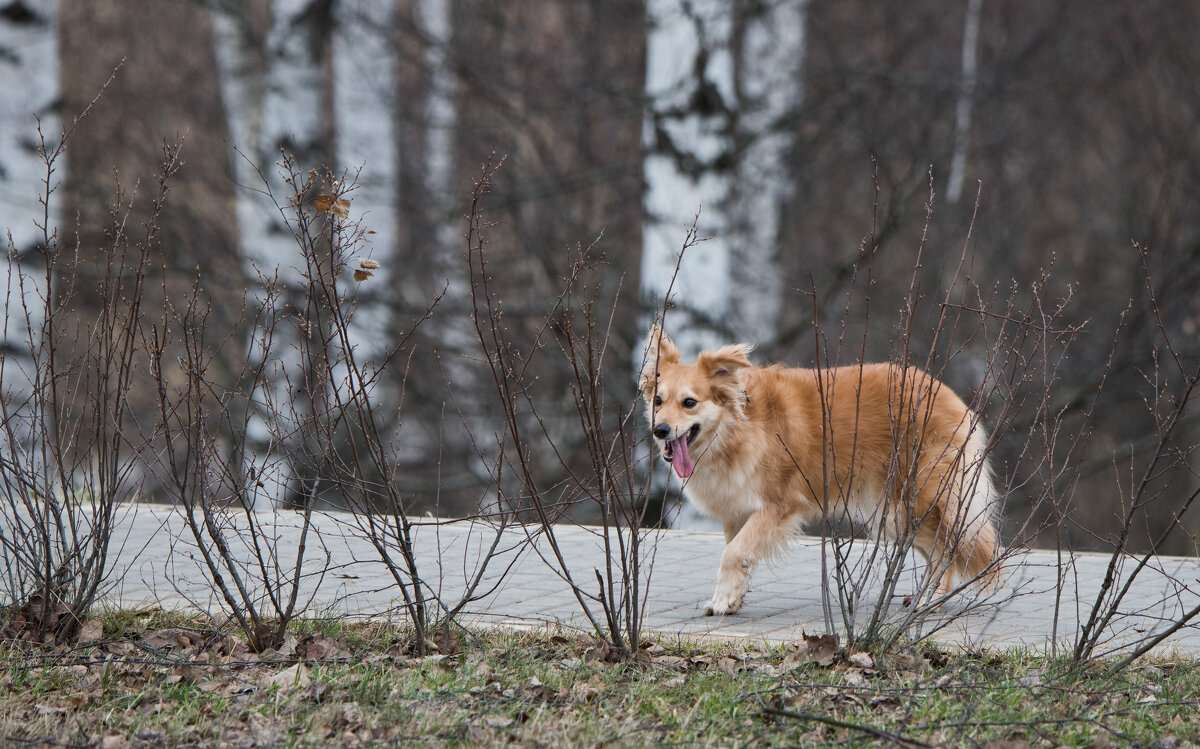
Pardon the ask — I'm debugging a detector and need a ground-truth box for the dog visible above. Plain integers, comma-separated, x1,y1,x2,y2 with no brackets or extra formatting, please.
640,326,1001,615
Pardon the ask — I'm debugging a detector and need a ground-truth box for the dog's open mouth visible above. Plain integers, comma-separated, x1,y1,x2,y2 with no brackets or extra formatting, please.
663,424,700,479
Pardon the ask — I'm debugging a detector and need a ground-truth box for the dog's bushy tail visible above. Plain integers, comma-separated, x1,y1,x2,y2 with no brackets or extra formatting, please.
953,428,1004,590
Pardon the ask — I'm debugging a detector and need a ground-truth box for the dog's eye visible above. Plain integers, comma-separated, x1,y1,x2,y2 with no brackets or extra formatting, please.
653,396,663,407
682,397,697,408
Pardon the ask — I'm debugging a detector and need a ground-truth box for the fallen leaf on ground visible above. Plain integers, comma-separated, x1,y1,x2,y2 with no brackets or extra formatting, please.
848,651,874,669
652,654,689,670
781,631,840,670
263,663,311,692
77,619,103,643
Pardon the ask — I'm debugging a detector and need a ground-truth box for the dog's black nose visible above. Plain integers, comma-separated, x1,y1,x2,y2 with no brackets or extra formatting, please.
653,423,671,439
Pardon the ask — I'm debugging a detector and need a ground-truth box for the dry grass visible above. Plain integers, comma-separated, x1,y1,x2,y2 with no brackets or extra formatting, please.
1,610,1198,747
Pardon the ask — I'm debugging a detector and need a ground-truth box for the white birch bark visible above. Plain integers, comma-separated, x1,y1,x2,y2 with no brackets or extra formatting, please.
642,0,807,349
641,0,736,356
418,0,456,267
642,0,807,530
947,0,983,204
0,0,59,399
212,0,333,506
726,0,806,341
0,0,59,256
333,0,396,352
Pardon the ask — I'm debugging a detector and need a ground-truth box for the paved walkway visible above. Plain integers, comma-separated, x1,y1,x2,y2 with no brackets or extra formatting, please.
100,504,1200,656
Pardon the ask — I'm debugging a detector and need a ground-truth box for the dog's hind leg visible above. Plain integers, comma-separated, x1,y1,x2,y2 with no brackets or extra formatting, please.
706,504,793,615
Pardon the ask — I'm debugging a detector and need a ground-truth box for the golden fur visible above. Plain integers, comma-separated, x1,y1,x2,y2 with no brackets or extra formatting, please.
640,326,1001,615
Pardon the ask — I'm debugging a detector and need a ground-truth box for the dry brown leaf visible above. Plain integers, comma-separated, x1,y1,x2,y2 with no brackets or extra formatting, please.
100,735,128,749
717,655,742,678
77,619,103,644
312,195,350,218
781,631,840,671
141,629,184,651
848,651,874,669
982,738,1032,749
35,703,68,715
571,683,600,704
248,712,284,745
803,632,839,666
264,663,311,692
652,654,689,671
358,258,380,270
353,269,373,282
297,635,344,661
337,702,364,726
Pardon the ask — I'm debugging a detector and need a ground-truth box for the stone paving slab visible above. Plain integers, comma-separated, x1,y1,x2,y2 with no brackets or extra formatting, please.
73,504,1200,655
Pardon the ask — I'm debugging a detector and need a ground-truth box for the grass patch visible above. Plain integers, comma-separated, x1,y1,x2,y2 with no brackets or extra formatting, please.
0,610,1197,747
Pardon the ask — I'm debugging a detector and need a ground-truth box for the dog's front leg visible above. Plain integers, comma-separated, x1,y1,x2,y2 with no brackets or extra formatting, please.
706,507,787,616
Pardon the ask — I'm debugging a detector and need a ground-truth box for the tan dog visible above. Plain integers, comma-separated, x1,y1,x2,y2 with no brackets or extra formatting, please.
640,326,1001,615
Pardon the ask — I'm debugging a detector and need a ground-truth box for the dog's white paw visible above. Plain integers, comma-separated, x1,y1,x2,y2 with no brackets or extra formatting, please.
704,584,747,616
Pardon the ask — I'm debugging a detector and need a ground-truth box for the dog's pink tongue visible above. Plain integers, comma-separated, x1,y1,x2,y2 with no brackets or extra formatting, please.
669,435,694,478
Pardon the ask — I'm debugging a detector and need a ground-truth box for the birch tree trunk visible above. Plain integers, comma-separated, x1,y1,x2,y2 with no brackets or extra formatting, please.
212,0,336,508
333,0,397,354
51,0,244,500
0,0,59,260
726,0,806,342
0,0,59,438
641,0,737,354
947,0,983,204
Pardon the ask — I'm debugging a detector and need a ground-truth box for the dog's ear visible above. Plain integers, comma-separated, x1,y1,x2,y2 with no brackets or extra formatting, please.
698,343,753,405
639,325,681,393
697,342,754,379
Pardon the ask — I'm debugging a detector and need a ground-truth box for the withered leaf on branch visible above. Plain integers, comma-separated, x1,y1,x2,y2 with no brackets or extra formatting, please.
358,258,380,270
313,194,351,218
353,269,373,282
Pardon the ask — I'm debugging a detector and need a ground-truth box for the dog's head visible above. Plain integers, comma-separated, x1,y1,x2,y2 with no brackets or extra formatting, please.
639,325,753,479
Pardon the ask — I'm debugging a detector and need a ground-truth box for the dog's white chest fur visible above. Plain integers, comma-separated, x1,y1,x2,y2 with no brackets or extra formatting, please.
683,457,763,526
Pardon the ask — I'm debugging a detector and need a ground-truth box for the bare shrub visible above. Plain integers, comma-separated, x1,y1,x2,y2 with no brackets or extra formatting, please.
147,154,522,654
458,154,668,658
0,75,155,644
1069,248,1200,667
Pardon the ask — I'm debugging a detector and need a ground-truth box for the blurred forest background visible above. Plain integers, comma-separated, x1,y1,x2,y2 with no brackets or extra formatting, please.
2,0,1200,553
